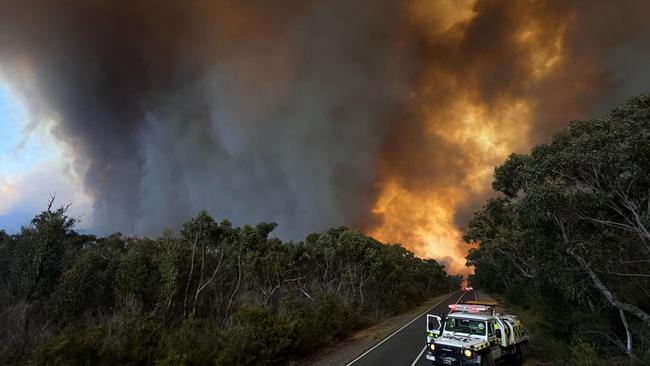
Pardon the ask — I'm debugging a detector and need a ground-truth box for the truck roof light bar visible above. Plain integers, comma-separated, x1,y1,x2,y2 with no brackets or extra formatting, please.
449,304,492,313
463,300,499,307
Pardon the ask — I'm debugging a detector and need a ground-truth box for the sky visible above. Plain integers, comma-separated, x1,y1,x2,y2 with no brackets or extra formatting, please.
0,0,649,274
0,80,92,232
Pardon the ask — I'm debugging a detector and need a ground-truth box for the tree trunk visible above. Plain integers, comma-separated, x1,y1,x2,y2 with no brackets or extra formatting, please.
224,253,242,322
183,232,199,317
571,250,650,323
556,216,650,324
619,308,633,356
193,248,224,316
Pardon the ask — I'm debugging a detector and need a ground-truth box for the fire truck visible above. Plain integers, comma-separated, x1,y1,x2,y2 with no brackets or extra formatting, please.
425,301,528,366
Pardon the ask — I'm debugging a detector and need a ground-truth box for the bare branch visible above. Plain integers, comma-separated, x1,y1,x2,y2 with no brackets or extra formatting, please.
47,193,56,212
296,288,313,301
598,271,650,278
578,216,637,232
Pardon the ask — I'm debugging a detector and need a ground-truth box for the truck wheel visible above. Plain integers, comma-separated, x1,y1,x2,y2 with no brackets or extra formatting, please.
510,345,523,366
480,352,495,366
519,342,528,357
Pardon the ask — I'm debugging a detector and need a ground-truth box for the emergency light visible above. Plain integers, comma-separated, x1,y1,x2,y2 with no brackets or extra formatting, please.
448,304,492,313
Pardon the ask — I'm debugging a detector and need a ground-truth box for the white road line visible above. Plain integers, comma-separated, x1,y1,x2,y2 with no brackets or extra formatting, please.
410,346,427,366
346,291,459,366
408,291,466,366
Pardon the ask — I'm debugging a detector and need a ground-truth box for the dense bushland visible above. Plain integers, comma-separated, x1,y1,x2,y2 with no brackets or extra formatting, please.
465,95,650,364
0,204,452,365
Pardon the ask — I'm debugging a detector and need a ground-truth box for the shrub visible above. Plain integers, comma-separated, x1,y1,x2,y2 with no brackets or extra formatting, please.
216,306,298,366
155,319,220,366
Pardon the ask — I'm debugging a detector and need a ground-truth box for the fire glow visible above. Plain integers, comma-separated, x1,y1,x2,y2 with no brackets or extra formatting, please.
369,0,567,274
1,0,647,275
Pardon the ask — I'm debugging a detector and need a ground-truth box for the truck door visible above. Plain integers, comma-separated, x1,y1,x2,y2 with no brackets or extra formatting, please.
426,314,443,339
488,320,502,360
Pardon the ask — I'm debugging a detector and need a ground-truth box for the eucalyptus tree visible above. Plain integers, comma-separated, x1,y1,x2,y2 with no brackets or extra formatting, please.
466,95,650,357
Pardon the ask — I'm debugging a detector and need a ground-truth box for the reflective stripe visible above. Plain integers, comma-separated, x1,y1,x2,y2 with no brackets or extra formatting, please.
474,342,489,350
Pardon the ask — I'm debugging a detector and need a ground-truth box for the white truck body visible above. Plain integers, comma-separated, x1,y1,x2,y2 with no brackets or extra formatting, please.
425,302,528,366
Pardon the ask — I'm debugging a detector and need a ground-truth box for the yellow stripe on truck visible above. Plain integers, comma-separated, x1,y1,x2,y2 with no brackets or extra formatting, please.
472,342,489,350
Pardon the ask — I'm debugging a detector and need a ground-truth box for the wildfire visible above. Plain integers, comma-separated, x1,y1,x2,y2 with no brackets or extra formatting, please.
370,99,532,274
370,180,468,273
369,0,567,274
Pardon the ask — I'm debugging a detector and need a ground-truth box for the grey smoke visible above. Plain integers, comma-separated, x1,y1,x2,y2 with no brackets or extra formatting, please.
1,0,650,246
0,0,413,238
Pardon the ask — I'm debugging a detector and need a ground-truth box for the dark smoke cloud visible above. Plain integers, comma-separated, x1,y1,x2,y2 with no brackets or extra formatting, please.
0,0,414,238
1,0,649,264
527,0,650,142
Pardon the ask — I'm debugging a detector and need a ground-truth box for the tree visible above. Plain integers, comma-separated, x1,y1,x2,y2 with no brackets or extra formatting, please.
1,205,451,364
7,197,78,302
466,95,650,359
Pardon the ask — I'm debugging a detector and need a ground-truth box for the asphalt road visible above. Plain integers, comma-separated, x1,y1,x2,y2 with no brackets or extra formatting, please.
346,290,481,366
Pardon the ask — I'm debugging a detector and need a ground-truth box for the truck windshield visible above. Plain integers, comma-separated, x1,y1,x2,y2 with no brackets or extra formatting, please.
445,318,486,336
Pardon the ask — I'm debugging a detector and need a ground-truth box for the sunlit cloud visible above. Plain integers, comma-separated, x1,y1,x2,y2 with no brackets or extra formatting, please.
0,79,92,232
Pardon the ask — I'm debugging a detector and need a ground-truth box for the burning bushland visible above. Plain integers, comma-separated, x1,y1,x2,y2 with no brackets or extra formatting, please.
1,0,650,272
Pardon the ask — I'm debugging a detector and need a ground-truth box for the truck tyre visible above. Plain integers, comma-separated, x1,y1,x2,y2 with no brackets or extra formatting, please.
520,342,528,357
480,352,495,366
510,344,523,366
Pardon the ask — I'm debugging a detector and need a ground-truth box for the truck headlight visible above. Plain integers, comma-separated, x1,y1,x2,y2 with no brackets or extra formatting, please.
428,343,436,351
463,349,474,358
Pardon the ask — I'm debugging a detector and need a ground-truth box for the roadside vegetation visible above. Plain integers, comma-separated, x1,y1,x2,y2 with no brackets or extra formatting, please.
465,95,650,365
0,203,456,365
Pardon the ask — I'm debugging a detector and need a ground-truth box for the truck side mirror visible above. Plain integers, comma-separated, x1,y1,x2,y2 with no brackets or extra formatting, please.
495,329,502,338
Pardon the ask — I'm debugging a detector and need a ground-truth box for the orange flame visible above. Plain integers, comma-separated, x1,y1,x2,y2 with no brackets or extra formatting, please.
369,0,567,274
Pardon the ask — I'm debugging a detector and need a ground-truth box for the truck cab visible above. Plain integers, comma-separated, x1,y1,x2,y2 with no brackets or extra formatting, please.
425,302,528,366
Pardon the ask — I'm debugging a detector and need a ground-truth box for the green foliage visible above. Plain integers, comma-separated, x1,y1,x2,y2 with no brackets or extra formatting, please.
1,201,450,364
157,229,188,316
303,294,355,345
50,242,119,319
155,319,219,366
106,314,161,364
30,314,161,365
114,238,161,310
568,338,632,366
217,306,298,365
6,203,78,302
466,95,650,361
30,325,107,365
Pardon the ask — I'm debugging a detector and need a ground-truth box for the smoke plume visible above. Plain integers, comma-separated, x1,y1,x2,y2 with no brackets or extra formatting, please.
1,0,649,273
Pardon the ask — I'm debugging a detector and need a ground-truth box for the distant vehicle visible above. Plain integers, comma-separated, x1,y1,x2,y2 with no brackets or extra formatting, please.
425,301,528,366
